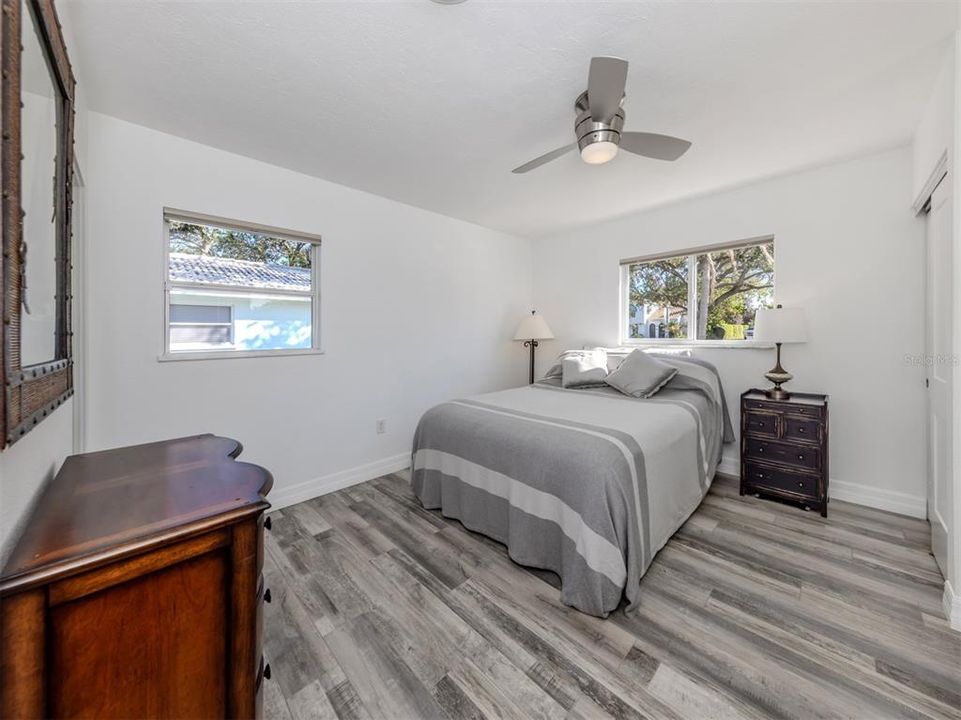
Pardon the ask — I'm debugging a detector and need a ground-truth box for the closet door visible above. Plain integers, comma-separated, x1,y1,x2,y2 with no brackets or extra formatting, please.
925,176,952,577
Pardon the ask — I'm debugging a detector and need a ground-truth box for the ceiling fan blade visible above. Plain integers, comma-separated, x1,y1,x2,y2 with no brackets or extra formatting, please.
619,132,692,161
588,56,628,123
511,144,576,174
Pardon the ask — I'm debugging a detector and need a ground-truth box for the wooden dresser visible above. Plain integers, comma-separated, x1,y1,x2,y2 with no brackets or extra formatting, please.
0,434,273,719
740,389,829,516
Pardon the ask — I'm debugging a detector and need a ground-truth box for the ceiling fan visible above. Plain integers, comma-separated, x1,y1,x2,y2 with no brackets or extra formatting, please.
512,56,692,174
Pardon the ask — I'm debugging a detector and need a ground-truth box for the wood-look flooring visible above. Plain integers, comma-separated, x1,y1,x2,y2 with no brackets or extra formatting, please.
262,472,961,720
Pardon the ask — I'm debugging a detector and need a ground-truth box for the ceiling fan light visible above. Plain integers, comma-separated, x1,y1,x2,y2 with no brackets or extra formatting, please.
580,140,618,165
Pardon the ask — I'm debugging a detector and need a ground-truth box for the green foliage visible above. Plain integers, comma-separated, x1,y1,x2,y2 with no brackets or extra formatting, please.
706,294,747,335
170,222,311,268
628,256,688,312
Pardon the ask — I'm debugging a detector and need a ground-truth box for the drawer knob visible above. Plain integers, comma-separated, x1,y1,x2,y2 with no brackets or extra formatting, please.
798,482,804,488
263,663,272,680
264,516,272,531
798,427,805,433
265,588,272,603
798,454,805,460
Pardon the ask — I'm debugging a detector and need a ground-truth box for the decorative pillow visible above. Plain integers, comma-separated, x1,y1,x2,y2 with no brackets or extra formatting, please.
604,349,678,398
561,349,609,388
544,349,602,381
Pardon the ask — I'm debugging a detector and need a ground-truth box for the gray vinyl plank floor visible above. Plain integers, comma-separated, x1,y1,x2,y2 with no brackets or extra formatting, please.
262,472,961,720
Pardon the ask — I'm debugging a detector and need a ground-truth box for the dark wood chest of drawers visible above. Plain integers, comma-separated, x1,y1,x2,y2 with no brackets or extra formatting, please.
740,389,829,516
0,434,272,719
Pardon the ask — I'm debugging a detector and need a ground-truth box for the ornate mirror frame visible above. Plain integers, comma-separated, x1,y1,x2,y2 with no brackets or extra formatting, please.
1,0,75,448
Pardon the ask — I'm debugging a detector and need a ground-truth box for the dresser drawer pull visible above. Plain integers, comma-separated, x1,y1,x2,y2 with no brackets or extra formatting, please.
797,482,804,488
263,663,272,680
798,454,805,461
798,427,805,433
264,588,272,603
264,516,272,531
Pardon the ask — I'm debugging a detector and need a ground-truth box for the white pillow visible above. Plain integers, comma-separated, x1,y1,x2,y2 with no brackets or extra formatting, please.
561,349,609,388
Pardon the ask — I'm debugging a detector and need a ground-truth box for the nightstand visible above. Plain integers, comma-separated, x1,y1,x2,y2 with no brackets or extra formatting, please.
740,389,829,516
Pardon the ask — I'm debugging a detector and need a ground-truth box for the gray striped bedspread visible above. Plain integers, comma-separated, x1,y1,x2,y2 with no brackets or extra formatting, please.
411,356,734,617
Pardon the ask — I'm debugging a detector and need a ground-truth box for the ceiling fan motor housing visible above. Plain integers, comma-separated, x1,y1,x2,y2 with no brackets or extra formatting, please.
574,90,625,153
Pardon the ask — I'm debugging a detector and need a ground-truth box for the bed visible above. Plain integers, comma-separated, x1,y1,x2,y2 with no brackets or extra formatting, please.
411,353,734,618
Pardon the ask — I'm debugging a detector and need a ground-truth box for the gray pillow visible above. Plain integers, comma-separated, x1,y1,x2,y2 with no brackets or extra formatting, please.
604,349,678,398
561,351,609,388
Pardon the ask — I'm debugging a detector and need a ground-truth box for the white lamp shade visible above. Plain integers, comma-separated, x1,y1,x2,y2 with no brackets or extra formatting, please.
754,306,807,344
513,312,554,341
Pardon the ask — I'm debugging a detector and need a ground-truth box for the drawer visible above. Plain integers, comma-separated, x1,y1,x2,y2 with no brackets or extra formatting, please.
744,398,822,418
743,410,779,438
744,437,820,471
743,462,819,498
782,415,821,444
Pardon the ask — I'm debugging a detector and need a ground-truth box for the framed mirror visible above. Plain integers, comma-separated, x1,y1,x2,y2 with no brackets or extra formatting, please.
1,0,75,448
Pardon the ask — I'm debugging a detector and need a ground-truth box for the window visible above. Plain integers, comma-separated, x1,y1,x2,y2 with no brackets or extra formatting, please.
621,237,774,343
163,209,321,358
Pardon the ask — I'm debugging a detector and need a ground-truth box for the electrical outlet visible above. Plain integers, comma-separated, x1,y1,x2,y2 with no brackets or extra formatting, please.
376,419,386,434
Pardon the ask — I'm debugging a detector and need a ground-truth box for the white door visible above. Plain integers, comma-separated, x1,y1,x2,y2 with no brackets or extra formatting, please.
926,176,953,577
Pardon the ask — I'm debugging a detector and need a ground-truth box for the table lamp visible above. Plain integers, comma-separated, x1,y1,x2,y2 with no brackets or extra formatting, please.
753,304,807,399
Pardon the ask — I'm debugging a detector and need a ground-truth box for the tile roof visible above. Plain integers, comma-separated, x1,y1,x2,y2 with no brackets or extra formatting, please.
169,252,310,291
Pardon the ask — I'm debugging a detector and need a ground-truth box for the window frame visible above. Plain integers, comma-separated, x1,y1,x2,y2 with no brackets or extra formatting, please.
159,208,323,361
619,235,776,348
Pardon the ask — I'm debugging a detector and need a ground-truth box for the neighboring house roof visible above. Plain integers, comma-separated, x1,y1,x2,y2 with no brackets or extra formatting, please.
169,252,310,291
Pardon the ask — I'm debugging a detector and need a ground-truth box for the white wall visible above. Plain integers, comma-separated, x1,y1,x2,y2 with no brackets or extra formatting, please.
913,36,956,201
0,402,74,560
83,112,532,508
532,146,926,516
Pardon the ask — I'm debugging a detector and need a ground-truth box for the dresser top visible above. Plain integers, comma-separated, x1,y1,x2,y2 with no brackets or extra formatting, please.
742,388,828,406
1,434,272,594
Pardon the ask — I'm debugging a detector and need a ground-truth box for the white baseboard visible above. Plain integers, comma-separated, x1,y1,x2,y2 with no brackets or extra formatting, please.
718,452,926,519
943,581,961,632
828,479,926,519
269,452,411,510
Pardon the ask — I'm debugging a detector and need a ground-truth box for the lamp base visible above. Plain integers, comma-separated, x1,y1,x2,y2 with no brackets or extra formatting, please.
523,340,538,385
763,343,793,400
764,386,792,401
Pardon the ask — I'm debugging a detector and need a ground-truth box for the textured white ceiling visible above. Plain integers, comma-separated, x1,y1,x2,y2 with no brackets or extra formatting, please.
63,0,958,237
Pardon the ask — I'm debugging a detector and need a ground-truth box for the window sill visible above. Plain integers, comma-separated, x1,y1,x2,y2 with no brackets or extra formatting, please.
158,348,325,362
620,340,775,350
